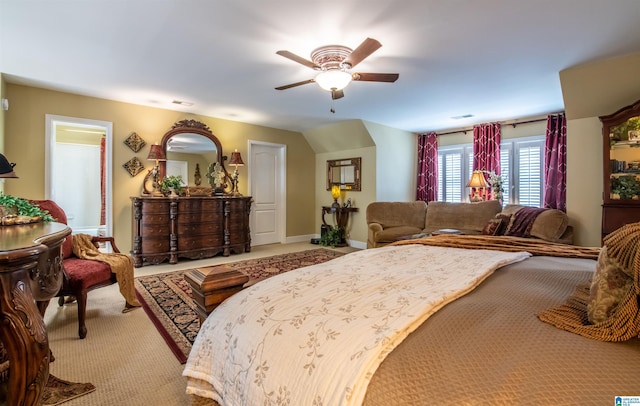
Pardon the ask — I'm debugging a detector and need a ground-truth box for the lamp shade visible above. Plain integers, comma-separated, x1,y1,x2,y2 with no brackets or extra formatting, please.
0,153,18,178
315,70,352,91
229,150,244,166
147,144,166,161
467,170,488,188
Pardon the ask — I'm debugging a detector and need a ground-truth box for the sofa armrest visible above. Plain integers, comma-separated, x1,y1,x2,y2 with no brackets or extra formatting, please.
367,223,383,249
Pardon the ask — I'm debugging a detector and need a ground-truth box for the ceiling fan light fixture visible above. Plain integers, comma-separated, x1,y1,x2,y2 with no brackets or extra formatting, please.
315,70,352,91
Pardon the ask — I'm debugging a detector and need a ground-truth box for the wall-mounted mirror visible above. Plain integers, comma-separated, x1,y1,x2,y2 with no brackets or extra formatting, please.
326,157,361,191
159,120,227,192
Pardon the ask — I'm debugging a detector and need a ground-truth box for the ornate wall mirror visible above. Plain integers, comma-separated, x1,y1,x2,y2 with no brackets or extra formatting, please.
159,120,229,194
326,157,361,191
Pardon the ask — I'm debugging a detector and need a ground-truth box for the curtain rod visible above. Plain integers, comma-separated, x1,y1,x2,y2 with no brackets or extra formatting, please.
434,112,564,136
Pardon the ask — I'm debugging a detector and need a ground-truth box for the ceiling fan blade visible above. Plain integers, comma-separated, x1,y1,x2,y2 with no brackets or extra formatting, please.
352,72,399,83
275,79,315,90
344,38,382,68
276,50,319,70
331,89,344,100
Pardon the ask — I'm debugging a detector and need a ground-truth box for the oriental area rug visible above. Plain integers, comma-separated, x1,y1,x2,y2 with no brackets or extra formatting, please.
41,374,96,405
134,248,345,363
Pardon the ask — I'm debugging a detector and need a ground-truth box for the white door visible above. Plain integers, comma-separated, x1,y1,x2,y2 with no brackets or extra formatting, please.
249,141,286,246
45,115,113,237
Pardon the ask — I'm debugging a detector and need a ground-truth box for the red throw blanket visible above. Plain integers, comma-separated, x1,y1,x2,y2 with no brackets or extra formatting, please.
504,207,546,237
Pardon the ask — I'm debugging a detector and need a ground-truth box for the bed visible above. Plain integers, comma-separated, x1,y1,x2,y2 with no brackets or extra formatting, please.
183,234,640,405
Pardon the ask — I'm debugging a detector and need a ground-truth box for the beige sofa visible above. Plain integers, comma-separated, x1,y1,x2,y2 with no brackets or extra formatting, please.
366,201,573,248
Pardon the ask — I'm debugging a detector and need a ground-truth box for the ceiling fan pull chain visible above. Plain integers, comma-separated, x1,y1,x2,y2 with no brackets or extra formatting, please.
330,99,335,114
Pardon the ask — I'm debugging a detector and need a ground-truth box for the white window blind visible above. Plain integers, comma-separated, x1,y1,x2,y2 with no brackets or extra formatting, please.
515,140,543,206
438,149,463,202
438,136,543,206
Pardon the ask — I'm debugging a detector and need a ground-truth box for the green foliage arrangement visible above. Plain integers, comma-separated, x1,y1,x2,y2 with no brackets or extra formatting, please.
0,193,54,221
160,175,184,195
611,175,640,200
319,225,344,248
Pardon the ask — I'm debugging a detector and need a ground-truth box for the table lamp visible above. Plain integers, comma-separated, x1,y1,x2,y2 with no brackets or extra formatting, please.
229,149,244,196
145,144,166,197
467,170,488,202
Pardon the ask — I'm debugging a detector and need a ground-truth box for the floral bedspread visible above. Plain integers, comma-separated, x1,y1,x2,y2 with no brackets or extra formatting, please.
183,244,530,406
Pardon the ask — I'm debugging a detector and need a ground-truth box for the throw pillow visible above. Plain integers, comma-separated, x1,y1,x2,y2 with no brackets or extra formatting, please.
481,213,511,236
587,246,633,324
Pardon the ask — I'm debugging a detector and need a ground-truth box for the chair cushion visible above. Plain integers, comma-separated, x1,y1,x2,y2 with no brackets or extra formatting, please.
63,258,113,290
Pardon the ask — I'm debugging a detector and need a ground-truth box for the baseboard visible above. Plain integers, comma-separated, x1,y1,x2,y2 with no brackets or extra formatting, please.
284,234,365,250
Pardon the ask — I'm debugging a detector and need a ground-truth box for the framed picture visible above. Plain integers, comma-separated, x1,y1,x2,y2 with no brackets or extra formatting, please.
629,130,640,141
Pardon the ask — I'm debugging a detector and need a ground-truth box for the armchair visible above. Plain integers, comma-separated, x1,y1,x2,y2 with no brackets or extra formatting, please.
32,200,118,339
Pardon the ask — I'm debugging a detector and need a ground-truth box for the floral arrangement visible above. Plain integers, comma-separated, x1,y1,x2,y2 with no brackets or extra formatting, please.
483,170,505,203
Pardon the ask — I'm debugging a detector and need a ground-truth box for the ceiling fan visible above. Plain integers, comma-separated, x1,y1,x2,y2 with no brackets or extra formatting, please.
275,37,399,100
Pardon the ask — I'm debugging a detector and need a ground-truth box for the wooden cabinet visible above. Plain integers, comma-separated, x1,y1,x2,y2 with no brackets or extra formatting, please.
601,99,640,240
131,196,252,267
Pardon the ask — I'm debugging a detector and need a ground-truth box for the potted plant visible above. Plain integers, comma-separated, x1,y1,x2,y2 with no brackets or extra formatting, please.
610,175,640,199
319,225,344,248
160,175,185,196
0,193,54,225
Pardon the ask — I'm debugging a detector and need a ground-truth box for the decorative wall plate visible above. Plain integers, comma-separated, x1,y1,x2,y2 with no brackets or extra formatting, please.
123,157,145,177
124,132,146,152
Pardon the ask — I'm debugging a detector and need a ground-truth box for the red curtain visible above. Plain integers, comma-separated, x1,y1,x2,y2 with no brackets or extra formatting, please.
416,132,438,202
543,113,567,211
100,136,106,226
472,122,501,175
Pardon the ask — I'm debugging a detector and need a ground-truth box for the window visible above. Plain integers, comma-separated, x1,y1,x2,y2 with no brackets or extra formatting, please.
437,136,544,206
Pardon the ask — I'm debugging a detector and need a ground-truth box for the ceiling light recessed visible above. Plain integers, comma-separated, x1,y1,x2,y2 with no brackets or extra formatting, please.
451,114,474,120
172,100,194,106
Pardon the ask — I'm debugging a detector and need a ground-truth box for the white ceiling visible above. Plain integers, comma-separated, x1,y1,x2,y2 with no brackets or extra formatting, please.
1,1,639,134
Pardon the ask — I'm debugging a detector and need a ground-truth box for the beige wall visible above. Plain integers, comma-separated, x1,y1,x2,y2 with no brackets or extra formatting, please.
3,84,316,251
306,120,415,247
561,52,640,246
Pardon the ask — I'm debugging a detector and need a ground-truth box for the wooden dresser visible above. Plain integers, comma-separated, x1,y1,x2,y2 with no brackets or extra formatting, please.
130,196,252,267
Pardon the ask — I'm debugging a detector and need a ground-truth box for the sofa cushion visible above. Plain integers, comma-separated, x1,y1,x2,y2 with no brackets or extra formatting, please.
501,204,568,242
424,200,502,234
366,201,427,230
482,213,511,236
375,226,425,243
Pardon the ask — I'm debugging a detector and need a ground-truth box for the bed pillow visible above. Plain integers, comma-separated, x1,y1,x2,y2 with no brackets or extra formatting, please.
481,213,511,236
587,246,633,324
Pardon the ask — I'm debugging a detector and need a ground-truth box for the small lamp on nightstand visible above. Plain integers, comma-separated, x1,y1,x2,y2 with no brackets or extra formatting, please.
467,170,488,202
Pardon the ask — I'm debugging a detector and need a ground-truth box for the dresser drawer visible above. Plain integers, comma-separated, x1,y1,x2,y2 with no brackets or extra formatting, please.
141,238,170,253
178,235,223,251
177,222,222,235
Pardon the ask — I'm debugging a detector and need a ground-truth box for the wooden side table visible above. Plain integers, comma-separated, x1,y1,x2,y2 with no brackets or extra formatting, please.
0,222,70,406
321,206,358,246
